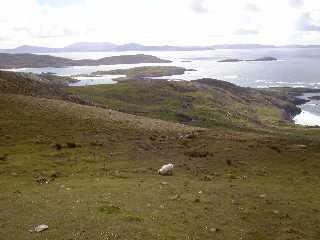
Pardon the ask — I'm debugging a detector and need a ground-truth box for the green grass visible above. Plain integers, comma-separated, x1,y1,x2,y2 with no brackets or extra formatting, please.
0,93,320,239
67,79,296,131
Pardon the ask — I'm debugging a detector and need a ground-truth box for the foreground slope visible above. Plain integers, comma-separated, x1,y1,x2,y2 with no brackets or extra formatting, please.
0,72,320,239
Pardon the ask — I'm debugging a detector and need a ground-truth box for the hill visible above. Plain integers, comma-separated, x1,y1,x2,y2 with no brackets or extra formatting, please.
68,77,301,130
0,42,214,53
0,53,171,69
0,69,319,239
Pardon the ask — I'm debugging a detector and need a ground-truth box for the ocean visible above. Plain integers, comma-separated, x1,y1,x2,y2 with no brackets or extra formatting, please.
12,48,320,126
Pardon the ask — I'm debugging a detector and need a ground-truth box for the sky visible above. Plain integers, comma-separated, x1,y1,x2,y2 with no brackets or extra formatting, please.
0,0,320,48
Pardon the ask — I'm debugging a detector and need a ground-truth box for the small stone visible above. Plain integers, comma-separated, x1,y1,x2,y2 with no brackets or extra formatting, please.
201,175,213,181
194,198,201,203
66,142,77,148
259,194,267,198
210,228,221,233
160,182,169,185
0,154,8,161
169,194,180,201
273,210,279,214
231,199,239,205
35,224,48,233
55,143,62,150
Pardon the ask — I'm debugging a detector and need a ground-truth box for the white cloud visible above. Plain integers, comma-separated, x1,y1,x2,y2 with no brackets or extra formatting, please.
0,0,320,48
244,3,261,12
191,0,208,13
235,29,260,35
296,12,320,31
289,0,304,8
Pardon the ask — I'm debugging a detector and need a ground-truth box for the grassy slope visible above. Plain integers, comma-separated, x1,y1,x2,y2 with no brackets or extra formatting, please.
68,79,299,130
1,73,320,239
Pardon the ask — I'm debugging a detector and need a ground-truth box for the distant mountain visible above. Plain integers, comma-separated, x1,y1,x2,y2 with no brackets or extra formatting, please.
2,42,320,54
63,42,118,52
0,42,214,53
0,53,171,69
1,45,59,53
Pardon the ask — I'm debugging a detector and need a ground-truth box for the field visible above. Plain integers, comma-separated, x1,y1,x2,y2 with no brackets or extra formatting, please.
0,70,319,239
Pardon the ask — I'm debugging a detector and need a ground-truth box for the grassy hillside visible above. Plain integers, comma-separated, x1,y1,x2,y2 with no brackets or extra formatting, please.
1,70,320,239
68,78,301,130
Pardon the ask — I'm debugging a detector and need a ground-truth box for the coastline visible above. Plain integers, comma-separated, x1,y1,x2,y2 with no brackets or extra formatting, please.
292,92,320,127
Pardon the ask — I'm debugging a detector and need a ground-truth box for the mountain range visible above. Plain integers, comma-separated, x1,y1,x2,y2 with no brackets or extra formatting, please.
1,42,320,54
0,42,214,53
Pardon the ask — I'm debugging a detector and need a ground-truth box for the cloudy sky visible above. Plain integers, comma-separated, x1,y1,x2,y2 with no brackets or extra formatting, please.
1,0,320,48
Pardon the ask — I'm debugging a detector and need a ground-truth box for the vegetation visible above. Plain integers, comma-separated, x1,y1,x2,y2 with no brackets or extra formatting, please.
68,78,301,130
80,66,193,82
0,53,171,69
0,69,320,239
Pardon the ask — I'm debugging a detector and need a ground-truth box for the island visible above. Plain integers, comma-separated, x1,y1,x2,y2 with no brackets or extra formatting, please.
74,66,195,82
0,53,171,69
217,58,242,62
246,57,278,62
218,56,277,63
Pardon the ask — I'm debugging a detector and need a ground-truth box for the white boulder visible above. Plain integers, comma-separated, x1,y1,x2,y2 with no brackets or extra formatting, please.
35,224,48,233
158,164,174,176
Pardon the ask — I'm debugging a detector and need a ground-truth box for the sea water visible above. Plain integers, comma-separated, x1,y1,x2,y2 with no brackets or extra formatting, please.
11,48,320,126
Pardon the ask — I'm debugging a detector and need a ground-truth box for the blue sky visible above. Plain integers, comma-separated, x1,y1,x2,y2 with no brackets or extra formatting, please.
1,0,320,48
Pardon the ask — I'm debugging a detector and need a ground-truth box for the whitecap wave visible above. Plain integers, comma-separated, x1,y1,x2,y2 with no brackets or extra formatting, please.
294,110,320,126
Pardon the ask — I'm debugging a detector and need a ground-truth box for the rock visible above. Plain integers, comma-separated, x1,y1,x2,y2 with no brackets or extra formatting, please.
35,176,49,184
35,224,48,233
160,182,169,185
55,143,62,150
90,141,103,147
66,142,77,148
112,170,121,177
158,164,174,176
259,193,267,198
169,194,180,201
0,154,8,161
231,199,240,205
201,175,213,182
194,198,201,203
226,159,233,166
210,228,221,233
